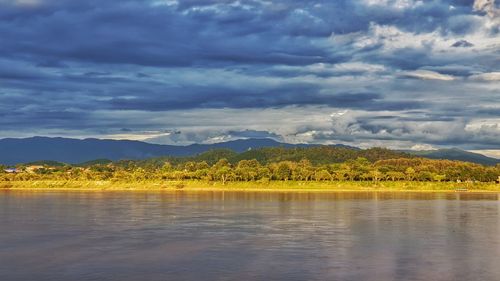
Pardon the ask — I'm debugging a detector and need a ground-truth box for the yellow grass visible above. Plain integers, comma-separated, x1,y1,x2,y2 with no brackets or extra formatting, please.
1,180,500,193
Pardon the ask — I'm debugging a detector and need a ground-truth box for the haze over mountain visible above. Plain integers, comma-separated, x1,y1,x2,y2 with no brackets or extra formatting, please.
0,137,498,166
406,148,500,166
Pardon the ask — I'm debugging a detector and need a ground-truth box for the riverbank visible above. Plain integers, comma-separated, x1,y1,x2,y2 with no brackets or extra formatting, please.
1,180,500,192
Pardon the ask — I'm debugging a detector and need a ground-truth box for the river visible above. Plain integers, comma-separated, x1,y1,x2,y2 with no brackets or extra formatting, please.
1,191,499,281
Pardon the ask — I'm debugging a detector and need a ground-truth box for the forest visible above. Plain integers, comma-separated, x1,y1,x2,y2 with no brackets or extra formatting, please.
2,146,500,184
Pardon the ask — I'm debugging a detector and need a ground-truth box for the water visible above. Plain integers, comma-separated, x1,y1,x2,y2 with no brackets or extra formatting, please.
1,191,499,281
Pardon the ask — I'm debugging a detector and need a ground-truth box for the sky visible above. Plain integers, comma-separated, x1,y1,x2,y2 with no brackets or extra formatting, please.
0,0,499,157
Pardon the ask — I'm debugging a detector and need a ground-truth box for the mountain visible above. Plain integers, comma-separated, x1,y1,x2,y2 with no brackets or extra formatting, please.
1,137,497,166
0,137,323,165
407,148,500,166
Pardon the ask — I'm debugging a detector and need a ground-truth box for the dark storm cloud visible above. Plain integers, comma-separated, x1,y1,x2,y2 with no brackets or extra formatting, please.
0,0,484,68
452,39,475,47
227,130,282,140
0,0,329,67
0,0,498,149
108,87,383,111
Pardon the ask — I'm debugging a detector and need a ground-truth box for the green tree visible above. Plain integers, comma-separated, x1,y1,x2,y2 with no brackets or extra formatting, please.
210,159,233,184
405,167,416,181
314,169,332,181
386,171,405,181
293,159,314,181
432,173,446,182
215,166,233,185
369,170,383,182
273,161,295,181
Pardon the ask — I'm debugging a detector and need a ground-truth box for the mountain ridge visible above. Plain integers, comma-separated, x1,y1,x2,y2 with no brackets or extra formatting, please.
0,137,320,165
0,136,498,166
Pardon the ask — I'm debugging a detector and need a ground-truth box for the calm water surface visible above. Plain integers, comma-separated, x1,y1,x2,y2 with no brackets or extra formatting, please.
1,191,499,281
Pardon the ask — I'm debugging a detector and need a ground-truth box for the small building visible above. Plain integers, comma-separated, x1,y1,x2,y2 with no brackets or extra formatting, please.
25,165,45,173
4,168,18,173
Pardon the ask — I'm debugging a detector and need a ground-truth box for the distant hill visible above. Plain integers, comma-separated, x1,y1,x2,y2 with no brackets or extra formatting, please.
24,160,68,167
76,159,113,167
0,137,326,165
131,146,409,167
228,146,404,165
1,137,497,166
407,148,500,166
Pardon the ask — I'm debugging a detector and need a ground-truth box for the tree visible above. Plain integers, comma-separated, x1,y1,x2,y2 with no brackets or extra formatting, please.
257,167,271,180
416,171,433,181
213,158,231,169
171,170,186,181
405,167,416,181
132,168,147,181
369,170,383,182
236,160,260,181
386,171,405,181
273,161,295,181
215,166,233,185
341,163,356,181
293,159,314,181
210,159,233,184
432,173,446,182
158,162,173,179
314,169,332,181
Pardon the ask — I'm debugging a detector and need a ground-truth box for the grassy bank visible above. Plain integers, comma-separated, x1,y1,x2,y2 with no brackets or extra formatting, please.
1,180,500,192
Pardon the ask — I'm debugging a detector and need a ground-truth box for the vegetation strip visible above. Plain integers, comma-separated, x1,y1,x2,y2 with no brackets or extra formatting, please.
2,147,500,189
1,181,499,192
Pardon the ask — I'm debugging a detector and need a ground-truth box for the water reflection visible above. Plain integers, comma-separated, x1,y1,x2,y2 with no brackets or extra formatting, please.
0,191,499,281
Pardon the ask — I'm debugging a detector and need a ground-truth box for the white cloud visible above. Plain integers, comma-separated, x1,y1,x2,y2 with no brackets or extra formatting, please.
469,72,500,81
0,0,41,7
363,0,423,10
150,0,178,7
474,0,499,18
402,70,456,81
473,0,500,29
106,131,174,141
468,149,500,159
330,62,387,73
93,106,333,145
410,144,437,151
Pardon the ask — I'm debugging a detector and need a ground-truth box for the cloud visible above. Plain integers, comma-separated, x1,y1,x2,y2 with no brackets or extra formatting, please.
0,0,498,151
451,40,474,47
314,110,500,149
410,144,437,151
469,72,500,81
473,0,500,29
0,0,41,7
468,149,500,159
401,70,457,81
473,0,499,18
146,129,283,145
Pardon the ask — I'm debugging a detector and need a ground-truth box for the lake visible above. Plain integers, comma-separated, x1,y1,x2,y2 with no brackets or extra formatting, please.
1,191,499,281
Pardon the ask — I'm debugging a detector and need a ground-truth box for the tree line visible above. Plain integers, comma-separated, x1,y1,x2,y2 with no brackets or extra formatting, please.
2,148,500,183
